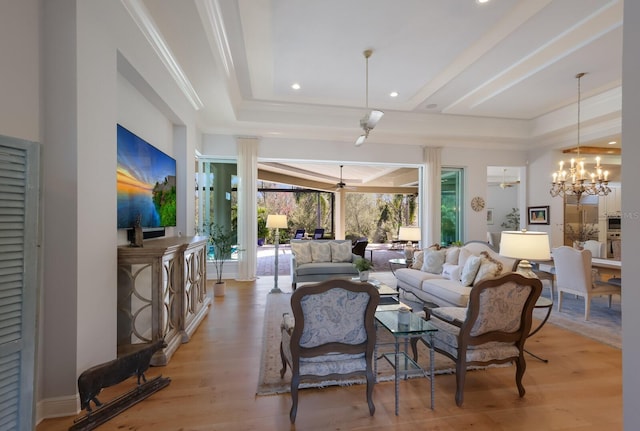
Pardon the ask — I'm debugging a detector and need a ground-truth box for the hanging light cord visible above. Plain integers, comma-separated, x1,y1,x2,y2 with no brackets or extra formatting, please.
576,72,585,159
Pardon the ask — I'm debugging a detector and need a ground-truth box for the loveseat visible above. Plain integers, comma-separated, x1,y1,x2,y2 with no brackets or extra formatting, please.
289,239,360,289
395,241,518,307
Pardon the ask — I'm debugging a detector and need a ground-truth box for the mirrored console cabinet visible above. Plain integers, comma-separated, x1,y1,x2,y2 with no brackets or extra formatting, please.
117,236,210,365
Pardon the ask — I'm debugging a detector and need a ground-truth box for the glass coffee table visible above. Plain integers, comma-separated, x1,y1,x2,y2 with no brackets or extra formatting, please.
374,309,438,415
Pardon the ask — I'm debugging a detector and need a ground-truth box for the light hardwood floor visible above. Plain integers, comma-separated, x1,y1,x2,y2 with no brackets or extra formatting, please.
37,276,622,431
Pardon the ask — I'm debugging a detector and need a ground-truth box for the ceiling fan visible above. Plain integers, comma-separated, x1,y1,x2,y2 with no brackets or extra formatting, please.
499,168,520,189
355,49,384,147
335,165,356,191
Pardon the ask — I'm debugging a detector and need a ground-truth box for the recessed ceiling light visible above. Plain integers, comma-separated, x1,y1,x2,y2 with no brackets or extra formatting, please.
291,83,301,90
608,141,617,145
390,91,399,98
476,0,490,3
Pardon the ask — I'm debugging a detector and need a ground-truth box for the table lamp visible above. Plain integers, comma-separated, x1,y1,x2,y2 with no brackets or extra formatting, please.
398,226,421,262
266,214,288,293
499,230,551,278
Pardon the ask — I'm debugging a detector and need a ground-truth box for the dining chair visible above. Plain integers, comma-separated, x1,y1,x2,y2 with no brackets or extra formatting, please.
411,272,542,407
279,279,379,423
583,240,605,258
312,228,325,239
293,229,305,239
552,246,621,320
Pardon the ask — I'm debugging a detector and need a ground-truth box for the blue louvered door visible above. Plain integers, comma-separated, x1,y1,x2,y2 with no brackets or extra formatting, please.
0,136,39,431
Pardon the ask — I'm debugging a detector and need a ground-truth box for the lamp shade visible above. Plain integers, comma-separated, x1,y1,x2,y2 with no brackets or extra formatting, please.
266,214,287,229
398,226,421,242
499,230,551,261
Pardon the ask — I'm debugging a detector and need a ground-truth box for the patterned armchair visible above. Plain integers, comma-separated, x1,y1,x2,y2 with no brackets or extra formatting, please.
279,279,380,423
412,272,542,407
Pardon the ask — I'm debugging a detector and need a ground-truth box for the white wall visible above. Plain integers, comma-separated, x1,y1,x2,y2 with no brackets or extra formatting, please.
0,0,40,142
487,184,519,232
622,1,640,428
441,147,528,242
37,0,201,418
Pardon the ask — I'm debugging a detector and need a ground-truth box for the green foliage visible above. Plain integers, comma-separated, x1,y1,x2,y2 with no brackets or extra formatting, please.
501,208,520,230
257,208,270,240
208,223,237,283
565,223,599,243
354,257,374,272
152,179,176,226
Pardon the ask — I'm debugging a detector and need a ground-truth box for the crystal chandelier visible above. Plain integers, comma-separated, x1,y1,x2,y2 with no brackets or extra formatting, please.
550,73,610,199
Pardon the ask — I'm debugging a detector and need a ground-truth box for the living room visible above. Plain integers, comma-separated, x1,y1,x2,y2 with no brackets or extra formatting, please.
3,1,639,429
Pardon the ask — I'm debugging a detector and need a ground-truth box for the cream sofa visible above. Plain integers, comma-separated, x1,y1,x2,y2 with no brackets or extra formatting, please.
395,241,518,307
289,239,359,289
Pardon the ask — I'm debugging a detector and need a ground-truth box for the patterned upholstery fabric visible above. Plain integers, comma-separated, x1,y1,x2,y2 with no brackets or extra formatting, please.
421,249,446,274
330,241,353,263
291,242,312,264
299,289,370,346
414,273,542,407
473,251,504,285
412,250,424,269
310,241,332,262
279,279,379,422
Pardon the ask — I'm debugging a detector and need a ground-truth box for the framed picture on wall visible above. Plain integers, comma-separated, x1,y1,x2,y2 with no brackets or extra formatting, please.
487,208,494,225
528,206,550,225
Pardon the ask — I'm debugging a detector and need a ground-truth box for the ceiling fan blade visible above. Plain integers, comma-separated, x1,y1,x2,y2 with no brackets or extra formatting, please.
355,134,367,146
365,110,384,129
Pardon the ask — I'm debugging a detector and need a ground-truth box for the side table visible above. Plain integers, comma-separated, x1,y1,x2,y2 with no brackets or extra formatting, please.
388,258,408,275
374,310,438,415
525,296,553,363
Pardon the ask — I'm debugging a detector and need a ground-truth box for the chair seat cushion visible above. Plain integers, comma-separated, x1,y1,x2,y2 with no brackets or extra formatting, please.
295,262,357,276
281,318,367,376
427,313,519,362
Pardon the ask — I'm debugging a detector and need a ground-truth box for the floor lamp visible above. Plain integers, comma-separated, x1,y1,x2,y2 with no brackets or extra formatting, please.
267,214,288,293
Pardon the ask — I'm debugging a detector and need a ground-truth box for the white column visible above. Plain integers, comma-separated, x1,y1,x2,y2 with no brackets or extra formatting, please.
236,137,258,280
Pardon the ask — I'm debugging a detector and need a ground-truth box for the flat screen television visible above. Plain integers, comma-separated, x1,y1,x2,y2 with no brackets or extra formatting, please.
116,124,177,229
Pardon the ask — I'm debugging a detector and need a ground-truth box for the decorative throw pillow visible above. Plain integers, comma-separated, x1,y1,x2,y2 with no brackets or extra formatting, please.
445,246,461,265
330,241,352,262
310,241,332,262
421,249,446,274
412,250,424,269
457,247,473,269
460,255,482,287
473,251,504,285
441,263,461,280
291,242,312,265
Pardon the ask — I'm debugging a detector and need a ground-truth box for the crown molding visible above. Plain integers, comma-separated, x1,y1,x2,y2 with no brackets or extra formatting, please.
120,0,204,111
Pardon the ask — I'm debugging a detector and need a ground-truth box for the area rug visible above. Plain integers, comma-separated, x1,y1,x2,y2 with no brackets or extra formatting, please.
534,292,621,349
257,290,476,396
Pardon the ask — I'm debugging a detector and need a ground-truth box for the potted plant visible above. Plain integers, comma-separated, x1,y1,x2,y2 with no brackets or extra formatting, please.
565,223,599,249
354,257,374,282
208,223,236,297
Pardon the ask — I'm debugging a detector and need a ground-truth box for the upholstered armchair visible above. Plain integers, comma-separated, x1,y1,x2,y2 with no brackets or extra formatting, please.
279,279,380,423
553,246,621,320
411,272,542,407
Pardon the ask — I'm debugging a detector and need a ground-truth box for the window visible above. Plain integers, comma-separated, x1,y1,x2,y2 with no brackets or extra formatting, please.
441,168,463,245
195,158,238,259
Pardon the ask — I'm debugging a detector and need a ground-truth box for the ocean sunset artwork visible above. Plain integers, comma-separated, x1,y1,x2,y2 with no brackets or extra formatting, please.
117,125,177,229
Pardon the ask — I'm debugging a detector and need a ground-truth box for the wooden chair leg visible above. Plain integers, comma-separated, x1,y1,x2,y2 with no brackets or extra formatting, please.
279,342,287,378
515,353,527,397
455,357,467,407
290,375,299,423
365,368,376,416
